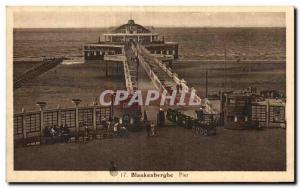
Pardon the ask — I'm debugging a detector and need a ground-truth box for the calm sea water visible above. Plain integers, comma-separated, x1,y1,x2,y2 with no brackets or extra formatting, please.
13,27,286,61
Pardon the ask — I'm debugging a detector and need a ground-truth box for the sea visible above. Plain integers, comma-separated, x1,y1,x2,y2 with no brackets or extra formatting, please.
13,27,286,61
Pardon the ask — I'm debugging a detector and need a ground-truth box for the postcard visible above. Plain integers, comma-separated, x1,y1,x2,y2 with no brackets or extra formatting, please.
6,6,294,183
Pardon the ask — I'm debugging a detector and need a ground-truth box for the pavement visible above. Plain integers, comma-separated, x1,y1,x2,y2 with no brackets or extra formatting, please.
14,125,286,171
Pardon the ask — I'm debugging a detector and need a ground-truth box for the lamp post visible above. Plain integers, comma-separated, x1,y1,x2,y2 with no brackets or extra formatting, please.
36,102,47,137
111,93,116,121
36,102,47,110
72,99,81,136
72,99,82,107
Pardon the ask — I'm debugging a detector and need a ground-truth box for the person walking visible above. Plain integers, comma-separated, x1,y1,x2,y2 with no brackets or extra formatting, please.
143,109,148,121
113,121,119,137
145,120,151,137
157,108,165,127
176,84,180,93
151,122,156,136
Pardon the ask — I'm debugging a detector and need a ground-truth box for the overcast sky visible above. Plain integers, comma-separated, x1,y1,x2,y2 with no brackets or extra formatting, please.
13,10,285,28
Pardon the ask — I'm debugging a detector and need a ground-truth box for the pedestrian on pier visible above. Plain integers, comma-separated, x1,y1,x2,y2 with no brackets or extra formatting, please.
108,121,113,134
176,84,180,93
113,120,119,137
179,84,183,91
84,126,89,140
62,125,70,143
151,122,156,136
143,110,148,122
50,126,56,136
157,108,165,127
145,120,151,137
44,126,50,137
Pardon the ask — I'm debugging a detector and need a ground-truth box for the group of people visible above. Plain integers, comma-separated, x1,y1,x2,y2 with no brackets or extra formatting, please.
99,117,129,138
176,83,183,93
43,125,71,143
42,108,166,143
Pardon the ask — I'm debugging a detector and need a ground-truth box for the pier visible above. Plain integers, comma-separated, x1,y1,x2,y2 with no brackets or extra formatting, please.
14,58,64,90
83,20,218,113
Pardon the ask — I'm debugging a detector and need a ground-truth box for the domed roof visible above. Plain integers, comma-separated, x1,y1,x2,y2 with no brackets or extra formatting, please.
113,20,151,34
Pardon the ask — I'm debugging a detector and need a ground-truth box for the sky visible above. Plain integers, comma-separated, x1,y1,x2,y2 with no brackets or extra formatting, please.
13,10,286,28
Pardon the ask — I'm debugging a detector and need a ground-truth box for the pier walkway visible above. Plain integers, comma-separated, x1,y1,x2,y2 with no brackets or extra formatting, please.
14,58,64,90
128,42,217,113
123,44,139,94
131,43,175,93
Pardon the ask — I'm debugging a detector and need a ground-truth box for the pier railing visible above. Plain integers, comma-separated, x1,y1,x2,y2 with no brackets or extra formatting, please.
130,42,218,114
130,43,167,93
14,105,111,146
14,58,64,90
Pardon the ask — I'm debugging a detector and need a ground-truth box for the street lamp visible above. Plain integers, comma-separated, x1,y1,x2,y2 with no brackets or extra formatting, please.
111,92,116,120
36,102,47,110
36,102,47,137
72,99,82,136
71,99,82,107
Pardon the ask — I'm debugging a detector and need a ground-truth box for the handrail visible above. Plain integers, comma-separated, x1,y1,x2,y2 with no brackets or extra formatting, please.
132,43,219,113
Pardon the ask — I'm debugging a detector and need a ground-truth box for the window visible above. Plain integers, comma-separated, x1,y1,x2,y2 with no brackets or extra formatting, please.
251,104,267,122
269,106,285,123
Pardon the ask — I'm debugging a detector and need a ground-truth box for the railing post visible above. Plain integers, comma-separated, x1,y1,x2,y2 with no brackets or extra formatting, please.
36,102,46,137
93,103,97,131
266,101,270,128
22,108,27,139
75,107,79,133
57,105,61,128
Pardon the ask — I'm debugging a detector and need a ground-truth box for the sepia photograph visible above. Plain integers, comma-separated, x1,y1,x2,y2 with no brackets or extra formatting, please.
6,6,294,182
